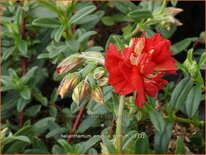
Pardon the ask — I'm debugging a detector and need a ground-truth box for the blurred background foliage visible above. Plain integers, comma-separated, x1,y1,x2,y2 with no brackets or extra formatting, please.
1,0,205,154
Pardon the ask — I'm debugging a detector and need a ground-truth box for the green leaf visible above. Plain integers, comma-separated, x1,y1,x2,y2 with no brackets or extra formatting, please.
32,17,60,28
145,104,165,133
170,38,193,55
58,139,74,153
77,117,97,133
198,52,205,69
186,85,202,117
154,121,174,153
3,136,30,146
112,1,137,14
38,1,59,14
175,136,186,154
54,24,66,42
20,87,31,100
17,97,29,112
69,5,96,24
33,117,55,136
127,9,153,21
101,135,118,154
25,105,41,117
79,136,101,154
18,40,28,56
101,16,115,26
66,39,80,52
46,127,68,138
113,35,124,50
21,66,38,84
135,133,150,154
32,87,48,106
170,77,193,110
78,31,97,43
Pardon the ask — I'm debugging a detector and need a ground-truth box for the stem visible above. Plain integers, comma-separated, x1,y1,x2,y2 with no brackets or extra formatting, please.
125,26,141,40
67,105,86,143
116,95,125,154
164,112,204,127
109,117,115,139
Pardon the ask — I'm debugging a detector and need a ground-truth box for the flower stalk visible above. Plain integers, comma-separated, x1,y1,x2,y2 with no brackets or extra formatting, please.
116,95,125,154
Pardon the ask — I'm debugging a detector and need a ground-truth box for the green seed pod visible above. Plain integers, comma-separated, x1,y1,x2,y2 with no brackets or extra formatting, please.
57,54,84,75
58,73,80,98
93,67,106,80
72,81,90,105
90,85,104,104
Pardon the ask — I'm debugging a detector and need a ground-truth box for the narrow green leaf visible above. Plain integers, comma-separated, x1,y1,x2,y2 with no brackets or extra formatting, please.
70,5,96,24
135,133,149,154
3,136,30,146
25,105,41,117
145,104,165,133
78,31,97,43
66,39,80,52
170,77,193,110
112,1,137,14
54,24,66,42
58,139,74,153
20,87,31,100
18,40,28,56
17,97,29,112
46,128,68,138
186,85,202,117
175,136,186,154
171,38,193,55
127,9,153,21
79,136,101,154
101,135,118,154
21,66,38,84
32,17,60,28
101,16,115,26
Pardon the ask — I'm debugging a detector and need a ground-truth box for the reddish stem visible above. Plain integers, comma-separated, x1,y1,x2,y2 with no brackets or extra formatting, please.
67,105,86,143
18,16,27,127
21,17,26,40
109,117,115,139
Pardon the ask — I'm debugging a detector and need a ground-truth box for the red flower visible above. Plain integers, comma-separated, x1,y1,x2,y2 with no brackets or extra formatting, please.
105,33,176,108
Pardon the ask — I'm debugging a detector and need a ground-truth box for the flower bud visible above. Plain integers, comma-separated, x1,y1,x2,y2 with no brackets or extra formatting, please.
97,77,108,86
93,67,106,79
58,73,80,98
56,1,72,11
166,7,183,16
83,51,104,59
82,52,105,64
57,54,84,75
72,81,90,105
90,85,104,104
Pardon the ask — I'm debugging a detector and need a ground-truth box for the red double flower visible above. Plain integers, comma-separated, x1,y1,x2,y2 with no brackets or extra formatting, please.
105,33,176,108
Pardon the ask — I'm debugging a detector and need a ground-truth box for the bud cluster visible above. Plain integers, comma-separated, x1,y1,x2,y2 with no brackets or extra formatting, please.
56,51,108,105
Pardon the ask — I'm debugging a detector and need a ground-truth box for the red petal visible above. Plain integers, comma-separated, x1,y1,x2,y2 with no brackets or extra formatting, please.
155,58,176,72
144,81,159,97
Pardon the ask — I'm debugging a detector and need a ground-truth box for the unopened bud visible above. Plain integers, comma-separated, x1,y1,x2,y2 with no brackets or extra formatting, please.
91,85,104,104
82,51,105,64
97,77,108,86
166,7,183,16
72,81,90,105
58,73,80,98
93,67,106,79
57,54,84,75
56,1,72,11
83,52,104,59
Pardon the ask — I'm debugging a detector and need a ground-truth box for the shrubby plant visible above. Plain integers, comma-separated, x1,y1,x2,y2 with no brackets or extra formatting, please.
1,0,205,154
